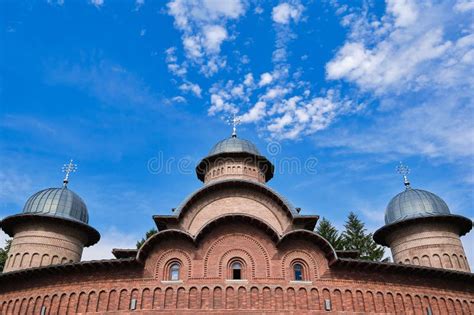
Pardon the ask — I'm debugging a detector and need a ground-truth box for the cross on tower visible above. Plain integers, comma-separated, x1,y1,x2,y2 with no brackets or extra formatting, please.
62,159,77,187
396,161,410,187
227,113,241,138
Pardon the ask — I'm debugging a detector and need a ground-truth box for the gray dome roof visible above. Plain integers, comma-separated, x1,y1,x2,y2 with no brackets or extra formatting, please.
208,136,261,157
22,187,89,223
385,188,450,225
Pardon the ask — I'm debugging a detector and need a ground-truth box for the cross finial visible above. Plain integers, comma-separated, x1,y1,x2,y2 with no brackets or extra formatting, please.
226,113,241,138
62,159,77,187
396,161,410,188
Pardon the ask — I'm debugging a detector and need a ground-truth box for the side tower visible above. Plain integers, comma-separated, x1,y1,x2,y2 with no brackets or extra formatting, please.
0,161,100,272
374,164,472,272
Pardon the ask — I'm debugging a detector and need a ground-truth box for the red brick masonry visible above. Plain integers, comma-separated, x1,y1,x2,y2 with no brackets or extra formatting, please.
1,221,473,314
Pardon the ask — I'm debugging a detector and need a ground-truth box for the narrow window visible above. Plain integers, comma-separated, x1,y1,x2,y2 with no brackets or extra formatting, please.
294,263,303,281
231,262,242,280
170,263,180,280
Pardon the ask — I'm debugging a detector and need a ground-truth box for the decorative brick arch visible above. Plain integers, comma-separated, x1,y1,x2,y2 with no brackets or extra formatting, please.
219,248,256,279
203,233,270,278
155,249,192,280
281,250,318,280
137,229,195,262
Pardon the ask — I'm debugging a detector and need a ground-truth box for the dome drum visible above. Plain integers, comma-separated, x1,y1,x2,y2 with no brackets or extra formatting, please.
196,138,274,183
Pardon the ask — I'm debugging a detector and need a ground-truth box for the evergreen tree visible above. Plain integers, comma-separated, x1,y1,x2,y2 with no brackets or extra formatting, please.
316,217,343,250
136,228,158,249
0,239,12,272
341,212,384,261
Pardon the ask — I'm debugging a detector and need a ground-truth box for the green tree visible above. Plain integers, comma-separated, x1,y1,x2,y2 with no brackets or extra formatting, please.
0,239,12,272
136,228,157,249
341,212,384,261
316,217,344,250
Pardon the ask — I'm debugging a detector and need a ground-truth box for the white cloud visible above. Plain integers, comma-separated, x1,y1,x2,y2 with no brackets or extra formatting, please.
135,0,144,10
454,0,474,12
203,25,228,53
179,82,202,97
165,47,188,77
323,0,474,162
258,72,273,87
167,0,245,75
240,101,266,123
171,96,187,103
326,1,473,95
263,86,289,100
208,93,237,115
272,2,304,24
140,29,146,37
243,73,254,86
386,0,418,27
90,0,104,8
82,227,139,261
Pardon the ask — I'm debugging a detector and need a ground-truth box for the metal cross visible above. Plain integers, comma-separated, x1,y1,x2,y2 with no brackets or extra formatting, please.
227,113,241,137
396,161,410,187
62,159,77,187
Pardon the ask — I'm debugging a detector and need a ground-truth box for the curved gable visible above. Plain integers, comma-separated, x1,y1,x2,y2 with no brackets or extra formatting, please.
176,179,297,236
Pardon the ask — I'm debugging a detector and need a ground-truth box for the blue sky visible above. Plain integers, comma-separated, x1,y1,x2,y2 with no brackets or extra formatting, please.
1,0,473,262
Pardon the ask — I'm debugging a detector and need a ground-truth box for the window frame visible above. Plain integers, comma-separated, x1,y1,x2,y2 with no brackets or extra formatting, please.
227,259,246,280
169,262,181,281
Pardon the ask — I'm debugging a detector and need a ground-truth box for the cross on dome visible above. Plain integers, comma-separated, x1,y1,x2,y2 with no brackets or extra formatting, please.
62,159,77,187
396,161,410,188
226,113,241,138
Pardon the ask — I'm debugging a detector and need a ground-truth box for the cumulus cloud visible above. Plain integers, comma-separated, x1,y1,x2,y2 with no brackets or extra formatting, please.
258,72,273,87
165,47,188,77
167,0,245,76
272,2,304,24
240,101,266,123
324,0,474,162
179,82,202,97
326,1,473,95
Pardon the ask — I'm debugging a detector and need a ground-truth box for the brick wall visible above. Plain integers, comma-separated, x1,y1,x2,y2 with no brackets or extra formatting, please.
1,221,473,314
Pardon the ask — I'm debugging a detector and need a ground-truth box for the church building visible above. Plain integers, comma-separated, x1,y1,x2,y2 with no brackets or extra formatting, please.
0,130,473,314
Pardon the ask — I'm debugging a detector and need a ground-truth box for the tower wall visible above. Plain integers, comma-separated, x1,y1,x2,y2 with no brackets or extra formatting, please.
204,157,266,184
3,220,87,272
386,221,470,272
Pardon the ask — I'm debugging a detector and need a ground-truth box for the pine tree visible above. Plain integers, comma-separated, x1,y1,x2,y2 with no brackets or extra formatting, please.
136,228,158,249
0,239,12,272
316,217,343,250
341,212,384,261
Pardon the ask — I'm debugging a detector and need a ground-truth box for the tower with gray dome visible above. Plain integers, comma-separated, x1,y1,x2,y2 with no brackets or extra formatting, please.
0,161,100,272
196,133,274,184
374,164,472,272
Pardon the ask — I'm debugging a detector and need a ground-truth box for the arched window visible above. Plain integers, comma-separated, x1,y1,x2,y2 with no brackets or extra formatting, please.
170,263,180,281
294,263,303,281
231,262,242,280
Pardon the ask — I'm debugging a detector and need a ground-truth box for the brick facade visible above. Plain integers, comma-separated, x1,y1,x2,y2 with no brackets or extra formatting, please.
1,219,473,314
1,143,473,314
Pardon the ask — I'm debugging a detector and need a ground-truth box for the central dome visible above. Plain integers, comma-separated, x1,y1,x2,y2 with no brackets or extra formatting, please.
207,136,261,157
384,188,450,225
22,187,89,223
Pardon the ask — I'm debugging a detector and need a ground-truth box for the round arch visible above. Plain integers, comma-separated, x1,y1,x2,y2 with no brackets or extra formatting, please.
278,230,338,263
137,229,195,262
